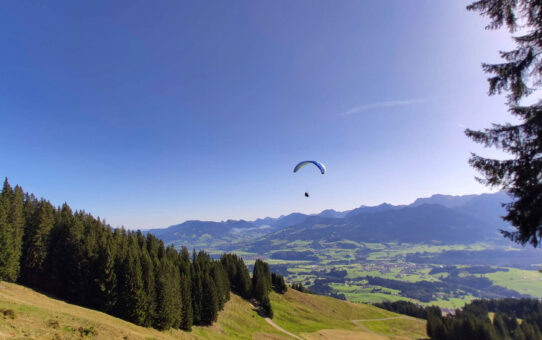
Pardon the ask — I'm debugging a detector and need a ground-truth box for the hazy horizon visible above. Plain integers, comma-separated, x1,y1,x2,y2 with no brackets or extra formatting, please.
140,189,506,230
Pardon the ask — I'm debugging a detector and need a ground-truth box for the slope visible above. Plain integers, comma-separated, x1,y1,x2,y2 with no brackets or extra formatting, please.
0,281,426,339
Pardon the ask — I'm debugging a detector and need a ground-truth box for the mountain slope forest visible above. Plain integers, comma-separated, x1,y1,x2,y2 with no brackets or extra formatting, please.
0,179,282,332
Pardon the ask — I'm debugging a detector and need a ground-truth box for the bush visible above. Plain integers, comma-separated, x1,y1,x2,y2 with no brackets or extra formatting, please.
77,326,97,337
1,309,16,319
47,319,60,329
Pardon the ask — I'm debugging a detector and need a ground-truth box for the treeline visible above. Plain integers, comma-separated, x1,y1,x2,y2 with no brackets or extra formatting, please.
0,179,285,330
373,300,441,320
427,298,542,340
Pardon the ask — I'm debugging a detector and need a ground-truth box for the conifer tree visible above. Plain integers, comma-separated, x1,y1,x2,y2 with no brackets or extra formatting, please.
200,274,219,324
466,0,542,247
154,259,177,330
116,233,146,325
493,312,509,339
95,231,117,313
21,199,55,287
261,294,273,319
139,244,156,326
0,179,23,282
191,252,203,324
9,185,24,281
180,273,193,331
519,321,542,340
252,259,271,303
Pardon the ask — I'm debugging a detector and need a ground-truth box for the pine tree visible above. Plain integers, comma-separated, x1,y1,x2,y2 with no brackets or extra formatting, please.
139,244,156,326
493,312,509,339
115,233,146,325
191,259,203,324
466,0,542,247
200,274,218,324
21,199,55,287
0,179,22,282
180,273,193,331
154,259,176,330
95,231,117,313
8,185,24,281
519,321,542,340
427,311,442,339
272,273,287,294
252,259,271,303
261,294,273,319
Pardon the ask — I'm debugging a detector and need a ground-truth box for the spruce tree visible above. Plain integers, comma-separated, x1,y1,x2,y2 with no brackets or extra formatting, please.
466,0,542,247
154,259,176,330
493,312,509,339
119,234,146,325
8,185,24,281
95,231,117,313
200,274,219,324
21,199,55,287
180,273,193,331
519,321,542,340
139,245,156,326
191,260,203,324
261,294,273,319
0,179,21,282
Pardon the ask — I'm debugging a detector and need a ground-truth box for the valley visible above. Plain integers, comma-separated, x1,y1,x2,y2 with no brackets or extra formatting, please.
147,192,542,310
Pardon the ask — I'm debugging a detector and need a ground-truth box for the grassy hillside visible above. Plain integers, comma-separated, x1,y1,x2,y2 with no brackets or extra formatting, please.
0,281,426,339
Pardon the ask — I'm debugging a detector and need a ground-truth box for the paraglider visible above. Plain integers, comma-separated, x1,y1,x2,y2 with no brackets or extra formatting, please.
293,160,326,197
293,160,326,174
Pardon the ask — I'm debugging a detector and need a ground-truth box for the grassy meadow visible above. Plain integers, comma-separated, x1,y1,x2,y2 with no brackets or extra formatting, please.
0,281,426,340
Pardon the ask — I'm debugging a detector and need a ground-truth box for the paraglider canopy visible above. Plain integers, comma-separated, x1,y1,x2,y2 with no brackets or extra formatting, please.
293,161,326,174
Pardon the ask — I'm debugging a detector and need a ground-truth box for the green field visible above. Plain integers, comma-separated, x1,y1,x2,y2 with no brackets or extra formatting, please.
484,268,542,297
238,242,542,309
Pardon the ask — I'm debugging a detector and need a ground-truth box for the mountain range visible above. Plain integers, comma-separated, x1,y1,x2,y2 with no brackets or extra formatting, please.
145,191,512,251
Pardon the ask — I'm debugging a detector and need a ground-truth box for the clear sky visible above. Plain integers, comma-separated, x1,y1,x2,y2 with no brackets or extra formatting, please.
1,1,515,229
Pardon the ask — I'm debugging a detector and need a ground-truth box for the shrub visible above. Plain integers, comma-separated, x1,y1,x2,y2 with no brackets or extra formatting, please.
47,319,60,329
1,309,16,319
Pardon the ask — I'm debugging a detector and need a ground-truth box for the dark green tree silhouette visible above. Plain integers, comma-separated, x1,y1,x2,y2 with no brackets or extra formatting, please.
466,0,542,247
0,180,24,281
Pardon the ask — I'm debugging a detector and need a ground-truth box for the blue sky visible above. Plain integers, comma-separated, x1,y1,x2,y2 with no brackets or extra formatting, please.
1,1,515,229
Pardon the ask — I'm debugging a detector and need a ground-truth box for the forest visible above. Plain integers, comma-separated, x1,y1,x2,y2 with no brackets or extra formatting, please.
427,298,542,340
0,179,286,331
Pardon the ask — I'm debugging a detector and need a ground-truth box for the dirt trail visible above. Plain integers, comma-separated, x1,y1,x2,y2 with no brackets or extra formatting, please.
263,317,303,339
249,301,303,339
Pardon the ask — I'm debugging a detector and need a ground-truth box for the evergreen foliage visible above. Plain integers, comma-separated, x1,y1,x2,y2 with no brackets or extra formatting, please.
291,282,310,293
466,0,542,247
0,178,269,331
427,298,542,339
220,253,252,298
271,272,287,294
0,181,24,281
261,293,273,318
374,300,441,320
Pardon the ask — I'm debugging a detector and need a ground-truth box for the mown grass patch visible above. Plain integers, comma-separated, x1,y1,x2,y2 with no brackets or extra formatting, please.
270,289,425,338
192,294,283,340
